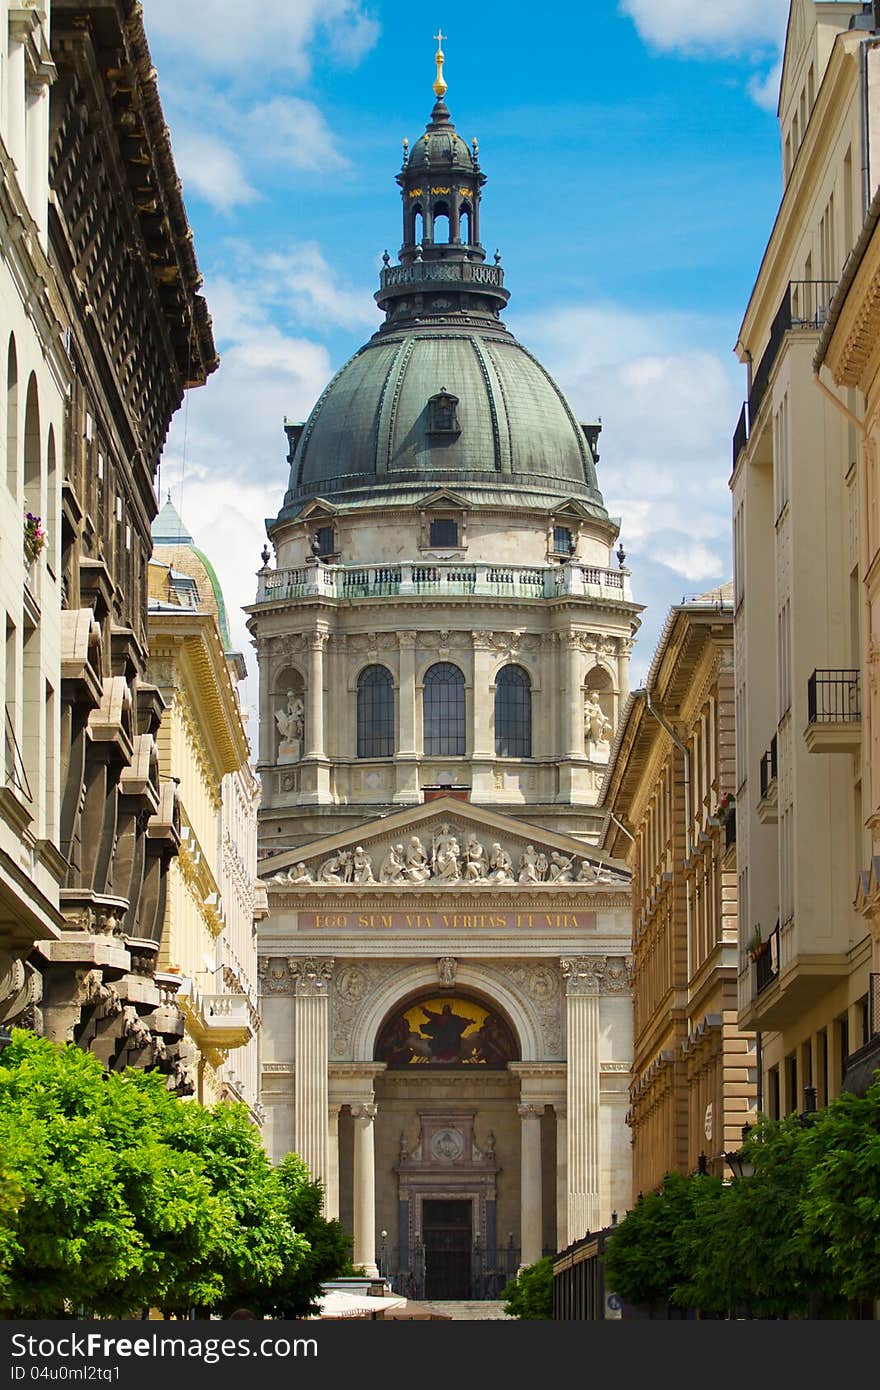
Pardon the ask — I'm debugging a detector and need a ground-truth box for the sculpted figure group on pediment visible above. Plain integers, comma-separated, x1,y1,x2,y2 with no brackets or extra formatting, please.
270,819,628,888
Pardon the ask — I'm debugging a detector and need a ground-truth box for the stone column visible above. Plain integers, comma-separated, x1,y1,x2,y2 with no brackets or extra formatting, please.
351,1102,379,1277
565,637,584,759
472,635,494,758
555,1105,568,1250
518,1102,544,1266
561,956,603,1240
394,632,420,802
326,1104,342,1220
305,630,328,758
291,958,334,1192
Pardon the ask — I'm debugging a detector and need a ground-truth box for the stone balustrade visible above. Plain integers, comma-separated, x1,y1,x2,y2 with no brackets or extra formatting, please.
255,560,630,606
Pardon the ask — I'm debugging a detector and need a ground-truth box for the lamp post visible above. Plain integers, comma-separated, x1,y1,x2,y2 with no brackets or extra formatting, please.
379,1229,387,1280
0,1026,12,1053
723,1123,755,1181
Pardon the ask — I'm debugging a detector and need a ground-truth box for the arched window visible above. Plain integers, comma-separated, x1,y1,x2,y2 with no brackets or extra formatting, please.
413,209,424,245
423,662,465,756
432,202,450,243
24,374,40,517
6,336,18,496
460,204,472,244
357,665,394,758
495,665,531,757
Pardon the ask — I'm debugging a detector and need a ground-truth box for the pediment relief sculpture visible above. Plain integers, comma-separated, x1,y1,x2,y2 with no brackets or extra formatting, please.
269,816,628,888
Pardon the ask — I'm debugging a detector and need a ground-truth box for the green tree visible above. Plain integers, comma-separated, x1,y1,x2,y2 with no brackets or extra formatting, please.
601,1171,700,1312
226,1154,351,1317
0,1031,309,1317
501,1256,553,1319
800,1078,880,1306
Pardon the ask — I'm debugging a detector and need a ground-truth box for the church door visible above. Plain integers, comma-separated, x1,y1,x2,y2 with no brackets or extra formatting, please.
422,1199,472,1299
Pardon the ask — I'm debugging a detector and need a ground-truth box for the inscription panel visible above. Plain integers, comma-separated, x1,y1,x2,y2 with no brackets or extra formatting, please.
298,909,597,931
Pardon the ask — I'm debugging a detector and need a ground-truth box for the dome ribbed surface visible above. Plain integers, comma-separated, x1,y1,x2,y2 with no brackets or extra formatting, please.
281,329,605,516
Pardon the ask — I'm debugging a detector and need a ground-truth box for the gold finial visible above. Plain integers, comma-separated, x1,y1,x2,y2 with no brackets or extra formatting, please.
433,28,447,99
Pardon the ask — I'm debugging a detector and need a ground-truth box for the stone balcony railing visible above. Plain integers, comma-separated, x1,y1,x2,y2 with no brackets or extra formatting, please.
255,560,631,606
378,260,505,291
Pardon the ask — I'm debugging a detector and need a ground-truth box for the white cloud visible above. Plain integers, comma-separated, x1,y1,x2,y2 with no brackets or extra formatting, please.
619,0,788,55
242,98,350,173
514,301,738,665
172,131,260,214
748,58,784,112
145,0,379,80
260,243,377,331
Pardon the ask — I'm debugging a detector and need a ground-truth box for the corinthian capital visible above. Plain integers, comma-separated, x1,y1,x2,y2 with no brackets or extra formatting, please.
289,957,335,995
350,1102,378,1122
560,955,607,995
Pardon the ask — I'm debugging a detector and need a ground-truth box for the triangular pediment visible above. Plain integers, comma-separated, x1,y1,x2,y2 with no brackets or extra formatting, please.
414,489,470,511
548,498,589,520
296,498,338,521
261,795,629,891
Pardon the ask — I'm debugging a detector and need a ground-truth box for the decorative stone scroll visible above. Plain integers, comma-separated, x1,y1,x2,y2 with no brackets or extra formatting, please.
290,957,335,996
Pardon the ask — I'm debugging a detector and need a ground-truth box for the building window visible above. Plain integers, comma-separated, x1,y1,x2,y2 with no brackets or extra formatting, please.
429,518,458,547
552,525,573,555
313,525,335,557
494,664,531,757
427,390,460,435
357,665,394,758
423,662,465,756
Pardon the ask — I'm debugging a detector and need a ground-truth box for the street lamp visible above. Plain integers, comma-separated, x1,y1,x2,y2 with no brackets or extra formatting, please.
0,1026,12,1053
379,1229,387,1279
724,1123,755,1180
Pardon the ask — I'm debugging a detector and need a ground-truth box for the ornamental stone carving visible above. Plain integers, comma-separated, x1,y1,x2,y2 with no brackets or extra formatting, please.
500,961,563,1055
350,1101,378,1122
274,690,304,744
437,956,457,986
560,955,606,995
270,817,627,892
330,961,399,1057
290,957,335,995
259,957,297,995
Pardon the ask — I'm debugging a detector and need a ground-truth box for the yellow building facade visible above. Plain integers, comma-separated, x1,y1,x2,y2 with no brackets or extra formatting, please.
601,590,754,1194
147,505,259,1107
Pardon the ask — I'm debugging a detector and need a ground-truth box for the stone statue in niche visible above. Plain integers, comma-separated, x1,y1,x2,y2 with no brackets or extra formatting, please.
584,689,613,746
275,689,305,763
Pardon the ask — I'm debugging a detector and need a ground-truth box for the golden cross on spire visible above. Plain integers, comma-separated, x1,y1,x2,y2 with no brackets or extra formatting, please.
433,28,448,99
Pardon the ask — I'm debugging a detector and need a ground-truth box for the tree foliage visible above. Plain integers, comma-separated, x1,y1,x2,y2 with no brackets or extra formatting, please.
502,1256,553,1319
601,1083,880,1318
0,1030,342,1317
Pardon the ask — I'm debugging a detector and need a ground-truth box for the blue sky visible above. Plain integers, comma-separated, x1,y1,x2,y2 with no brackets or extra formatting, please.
145,0,793,723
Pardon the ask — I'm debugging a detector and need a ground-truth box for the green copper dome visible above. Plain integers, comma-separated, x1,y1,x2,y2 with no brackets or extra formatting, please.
273,85,608,525
278,328,605,517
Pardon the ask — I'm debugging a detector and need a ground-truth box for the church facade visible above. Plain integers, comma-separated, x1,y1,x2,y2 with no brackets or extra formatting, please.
251,45,639,1297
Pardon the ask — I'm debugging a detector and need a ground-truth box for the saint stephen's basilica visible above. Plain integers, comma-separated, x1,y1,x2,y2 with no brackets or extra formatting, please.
250,40,639,1300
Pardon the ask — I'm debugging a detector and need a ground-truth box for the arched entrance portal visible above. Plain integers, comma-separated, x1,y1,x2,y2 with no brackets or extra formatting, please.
340,987,545,1299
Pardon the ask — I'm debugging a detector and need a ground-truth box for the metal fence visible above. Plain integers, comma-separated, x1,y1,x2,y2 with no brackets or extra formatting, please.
807,669,860,724
381,1242,554,1301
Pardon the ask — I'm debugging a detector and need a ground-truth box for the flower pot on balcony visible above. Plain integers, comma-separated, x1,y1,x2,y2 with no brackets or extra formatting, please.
749,940,769,962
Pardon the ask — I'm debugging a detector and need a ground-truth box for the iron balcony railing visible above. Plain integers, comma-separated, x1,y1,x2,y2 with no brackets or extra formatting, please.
759,734,778,800
748,280,837,426
807,669,860,725
755,921,780,994
379,260,505,291
732,401,749,468
255,559,631,605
